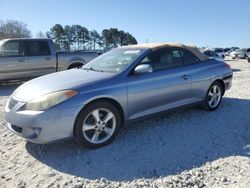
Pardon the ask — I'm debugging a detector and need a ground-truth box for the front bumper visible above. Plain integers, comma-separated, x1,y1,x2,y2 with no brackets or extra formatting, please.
4,98,83,144
223,75,233,91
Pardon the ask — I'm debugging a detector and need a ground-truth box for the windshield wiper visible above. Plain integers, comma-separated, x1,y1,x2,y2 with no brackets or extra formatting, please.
82,67,117,73
82,67,104,72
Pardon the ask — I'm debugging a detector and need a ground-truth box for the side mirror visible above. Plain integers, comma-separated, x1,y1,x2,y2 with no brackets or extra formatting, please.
134,64,153,75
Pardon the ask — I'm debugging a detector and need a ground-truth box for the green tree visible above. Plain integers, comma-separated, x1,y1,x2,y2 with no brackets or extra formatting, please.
102,28,137,50
46,24,64,50
70,25,89,50
102,29,112,50
46,24,137,51
89,30,103,50
79,26,89,50
63,25,73,50
124,32,137,45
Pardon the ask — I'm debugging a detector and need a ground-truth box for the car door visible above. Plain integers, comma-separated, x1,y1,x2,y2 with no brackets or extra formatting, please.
126,47,192,120
180,48,218,102
27,40,56,77
0,40,29,80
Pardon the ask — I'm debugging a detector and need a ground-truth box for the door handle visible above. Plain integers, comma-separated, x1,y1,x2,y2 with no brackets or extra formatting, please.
181,74,190,80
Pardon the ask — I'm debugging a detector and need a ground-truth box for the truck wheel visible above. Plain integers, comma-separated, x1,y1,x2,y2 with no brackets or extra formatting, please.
68,64,83,69
74,101,122,148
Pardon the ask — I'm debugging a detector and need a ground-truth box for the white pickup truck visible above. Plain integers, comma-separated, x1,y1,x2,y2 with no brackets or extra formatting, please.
0,38,98,81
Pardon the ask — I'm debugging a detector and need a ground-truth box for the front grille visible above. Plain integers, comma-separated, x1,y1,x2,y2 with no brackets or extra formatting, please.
8,98,19,110
11,125,22,133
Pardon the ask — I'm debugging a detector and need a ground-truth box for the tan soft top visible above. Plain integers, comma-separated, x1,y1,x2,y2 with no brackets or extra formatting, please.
122,43,209,61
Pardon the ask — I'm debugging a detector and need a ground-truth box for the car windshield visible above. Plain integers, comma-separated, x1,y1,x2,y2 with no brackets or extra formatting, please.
83,48,146,73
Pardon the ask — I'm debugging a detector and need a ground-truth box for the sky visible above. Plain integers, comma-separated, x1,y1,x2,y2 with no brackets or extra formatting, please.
1,0,250,48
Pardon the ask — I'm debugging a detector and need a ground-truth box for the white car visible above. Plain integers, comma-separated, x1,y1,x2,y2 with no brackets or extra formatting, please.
230,51,236,58
230,48,250,59
212,48,225,59
202,50,224,61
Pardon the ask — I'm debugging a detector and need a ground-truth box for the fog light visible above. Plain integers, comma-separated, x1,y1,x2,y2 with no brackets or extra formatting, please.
28,127,42,139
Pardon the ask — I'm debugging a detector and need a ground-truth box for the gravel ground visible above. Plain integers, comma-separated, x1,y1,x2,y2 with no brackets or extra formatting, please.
0,58,249,188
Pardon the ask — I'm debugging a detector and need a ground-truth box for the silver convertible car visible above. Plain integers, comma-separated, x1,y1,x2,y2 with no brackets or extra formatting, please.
4,43,233,148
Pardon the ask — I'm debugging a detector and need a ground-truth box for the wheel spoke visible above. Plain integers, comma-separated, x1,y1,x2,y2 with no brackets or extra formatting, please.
104,127,113,135
91,131,100,142
214,97,219,105
83,124,95,132
216,95,221,104
208,92,214,96
92,110,100,122
212,86,217,94
209,98,215,105
103,112,114,124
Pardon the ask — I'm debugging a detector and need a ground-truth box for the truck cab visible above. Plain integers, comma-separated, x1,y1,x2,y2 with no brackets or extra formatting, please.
0,38,98,81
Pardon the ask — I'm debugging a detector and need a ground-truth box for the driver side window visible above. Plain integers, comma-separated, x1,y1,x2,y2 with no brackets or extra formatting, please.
0,41,25,57
140,48,183,72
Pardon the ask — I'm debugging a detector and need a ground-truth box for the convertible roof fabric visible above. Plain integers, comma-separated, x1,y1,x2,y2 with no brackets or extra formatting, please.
122,43,209,61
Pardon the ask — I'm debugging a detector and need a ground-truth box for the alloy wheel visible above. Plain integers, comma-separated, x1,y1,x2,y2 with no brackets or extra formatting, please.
82,108,116,144
208,85,222,108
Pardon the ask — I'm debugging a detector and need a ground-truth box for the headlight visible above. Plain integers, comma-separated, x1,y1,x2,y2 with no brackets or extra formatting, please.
24,90,78,111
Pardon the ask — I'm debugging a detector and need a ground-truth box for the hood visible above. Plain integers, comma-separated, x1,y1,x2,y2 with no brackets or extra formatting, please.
12,69,115,102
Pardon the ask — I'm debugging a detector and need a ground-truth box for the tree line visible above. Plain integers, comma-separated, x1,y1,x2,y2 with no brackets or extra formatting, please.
46,24,137,51
0,20,138,51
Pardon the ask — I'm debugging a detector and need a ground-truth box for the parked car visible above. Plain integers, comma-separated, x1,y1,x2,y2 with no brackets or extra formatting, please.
225,50,232,56
223,48,231,56
230,48,250,59
231,47,239,51
0,38,98,81
212,48,225,59
202,50,224,61
224,48,235,56
4,43,233,148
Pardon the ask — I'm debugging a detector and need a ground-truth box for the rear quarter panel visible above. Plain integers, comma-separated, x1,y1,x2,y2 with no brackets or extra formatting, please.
57,52,98,71
189,60,227,101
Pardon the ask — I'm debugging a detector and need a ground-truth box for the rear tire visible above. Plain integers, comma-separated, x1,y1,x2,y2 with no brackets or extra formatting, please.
68,63,83,69
74,101,122,148
202,81,223,111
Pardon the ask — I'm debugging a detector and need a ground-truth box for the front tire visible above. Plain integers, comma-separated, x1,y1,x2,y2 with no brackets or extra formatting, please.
203,82,223,111
74,101,122,148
